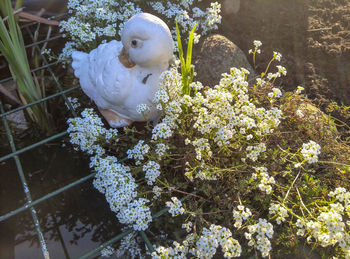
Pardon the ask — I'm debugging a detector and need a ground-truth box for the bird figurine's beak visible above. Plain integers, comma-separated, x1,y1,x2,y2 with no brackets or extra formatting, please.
118,47,136,68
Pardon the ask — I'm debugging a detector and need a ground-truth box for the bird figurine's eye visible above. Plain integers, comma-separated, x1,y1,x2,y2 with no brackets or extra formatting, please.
131,40,138,48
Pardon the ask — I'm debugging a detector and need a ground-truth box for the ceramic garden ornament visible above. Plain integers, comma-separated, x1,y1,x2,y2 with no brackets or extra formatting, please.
72,13,174,127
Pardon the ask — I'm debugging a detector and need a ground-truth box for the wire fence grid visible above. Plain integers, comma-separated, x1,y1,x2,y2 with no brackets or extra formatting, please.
0,16,177,259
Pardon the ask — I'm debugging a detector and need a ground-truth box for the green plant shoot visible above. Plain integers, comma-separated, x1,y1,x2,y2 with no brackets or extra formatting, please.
176,22,197,96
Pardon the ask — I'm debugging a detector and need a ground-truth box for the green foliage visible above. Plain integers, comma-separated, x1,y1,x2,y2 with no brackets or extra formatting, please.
175,22,197,96
68,36,350,258
0,0,51,132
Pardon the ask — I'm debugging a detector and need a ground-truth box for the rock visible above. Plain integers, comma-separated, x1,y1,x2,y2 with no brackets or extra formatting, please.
299,102,337,137
195,34,255,87
0,80,28,131
6,110,28,131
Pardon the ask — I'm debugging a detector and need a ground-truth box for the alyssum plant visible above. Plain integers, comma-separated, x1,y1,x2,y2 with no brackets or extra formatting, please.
0,0,51,131
67,31,350,259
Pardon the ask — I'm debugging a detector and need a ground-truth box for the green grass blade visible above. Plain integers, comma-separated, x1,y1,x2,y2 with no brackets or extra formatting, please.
185,23,197,75
176,22,184,63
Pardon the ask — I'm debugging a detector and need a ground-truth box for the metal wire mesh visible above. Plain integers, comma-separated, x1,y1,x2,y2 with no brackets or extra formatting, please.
0,17,177,259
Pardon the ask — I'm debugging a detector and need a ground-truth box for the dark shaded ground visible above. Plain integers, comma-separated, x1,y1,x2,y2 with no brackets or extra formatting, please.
0,143,124,258
218,0,350,108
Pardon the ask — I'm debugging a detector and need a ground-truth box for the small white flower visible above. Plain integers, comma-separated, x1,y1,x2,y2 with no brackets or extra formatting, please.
233,205,252,229
152,186,162,199
166,197,185,217
182,222,193,233
143,160,161,185
273,51,282,62
296,86,304,94
300,140,321,164
152,123,172,140
101,246,115,257
136,103,149,115
269,203,288,225
254,40,262,48
296,109,304,118
246,218,274,257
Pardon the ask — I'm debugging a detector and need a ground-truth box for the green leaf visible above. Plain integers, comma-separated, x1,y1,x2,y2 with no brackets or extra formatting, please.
185,23,197,76
176,22,198,96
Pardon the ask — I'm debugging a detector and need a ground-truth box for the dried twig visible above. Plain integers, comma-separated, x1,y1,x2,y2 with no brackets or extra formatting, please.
307,27,332,32
169,187,210,201
16,11,59,26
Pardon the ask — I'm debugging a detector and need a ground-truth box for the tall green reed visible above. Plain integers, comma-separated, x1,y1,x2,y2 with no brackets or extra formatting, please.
0,0,51,132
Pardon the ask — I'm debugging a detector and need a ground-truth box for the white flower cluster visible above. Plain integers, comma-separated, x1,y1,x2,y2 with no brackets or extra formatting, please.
267,87,282,102
153,65,283,180
252,167,276,194
117,198,152,231
136,103,149,116
182,221,193,233
66,96,81,110
246,143,266,161
67,108,118,156
114,232,143,259
152,239,190,258
249,40,262,54
152,186,163,199
153,89,169,108
190,81,204,91
273,51,282,62
91,157,132,198
329,187,350,206
233,205,252,229
295,219,306,236
194,225,241,258
150,1,221,45
269,203,288,225
266,65,287,81
166,197,185,217
68,109,153,231
188,137,212,160
143,160,161,185
152,224,241,258
152,122,173,140
155,143,169,158
101,246,115,257
59,41,76,62
245,218,274,258
296,187,350,256
153,67,183,129
300,140,321,164
92,156,152,231
127,140,150,165
296,86,305,95
296,109,304,118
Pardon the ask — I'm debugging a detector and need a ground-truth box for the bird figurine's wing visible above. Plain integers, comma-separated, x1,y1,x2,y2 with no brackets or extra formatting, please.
71,51,96,100
72,41,131,110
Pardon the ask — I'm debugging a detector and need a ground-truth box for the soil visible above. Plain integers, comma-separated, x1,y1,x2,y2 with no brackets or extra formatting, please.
217,0,350,109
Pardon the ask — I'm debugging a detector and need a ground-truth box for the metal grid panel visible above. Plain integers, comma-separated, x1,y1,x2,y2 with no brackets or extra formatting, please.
0,18,175,258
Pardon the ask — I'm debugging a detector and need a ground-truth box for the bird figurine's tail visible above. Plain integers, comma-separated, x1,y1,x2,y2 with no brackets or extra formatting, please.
72,51,88,78
71,50,97,102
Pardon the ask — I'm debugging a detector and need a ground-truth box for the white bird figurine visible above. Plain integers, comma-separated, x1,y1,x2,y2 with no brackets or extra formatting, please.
71,13,174,127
